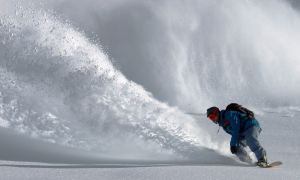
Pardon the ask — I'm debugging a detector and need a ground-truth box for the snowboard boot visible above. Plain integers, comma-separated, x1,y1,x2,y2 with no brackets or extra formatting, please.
256,155,268,167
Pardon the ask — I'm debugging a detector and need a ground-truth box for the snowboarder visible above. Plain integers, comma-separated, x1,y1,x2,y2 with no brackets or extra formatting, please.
206,104,268,167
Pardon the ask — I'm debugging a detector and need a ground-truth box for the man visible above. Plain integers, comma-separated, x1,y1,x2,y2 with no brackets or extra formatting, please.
206,105,268,167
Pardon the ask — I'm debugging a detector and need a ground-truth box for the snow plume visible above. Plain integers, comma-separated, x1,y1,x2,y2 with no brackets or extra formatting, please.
1,0,300,164
0,0,224,162
48,0,300,111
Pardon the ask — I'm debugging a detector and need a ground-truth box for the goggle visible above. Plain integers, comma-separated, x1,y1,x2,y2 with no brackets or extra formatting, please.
208,113,218,124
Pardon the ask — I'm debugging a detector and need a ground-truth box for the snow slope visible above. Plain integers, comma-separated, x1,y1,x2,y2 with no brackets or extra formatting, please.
0,110,299,180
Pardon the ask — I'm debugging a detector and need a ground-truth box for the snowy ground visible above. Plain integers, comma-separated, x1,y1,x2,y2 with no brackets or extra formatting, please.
0,110,299,180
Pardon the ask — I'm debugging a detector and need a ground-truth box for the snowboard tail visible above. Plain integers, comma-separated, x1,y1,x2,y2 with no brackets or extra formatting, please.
259,161,282,168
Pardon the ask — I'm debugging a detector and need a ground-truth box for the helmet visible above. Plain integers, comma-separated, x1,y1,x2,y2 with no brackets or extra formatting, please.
206,107,220,117
206,106,220,124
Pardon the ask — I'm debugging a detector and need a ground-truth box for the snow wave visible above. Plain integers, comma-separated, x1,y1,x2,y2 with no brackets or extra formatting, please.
1,0,300,163
0,1,220,161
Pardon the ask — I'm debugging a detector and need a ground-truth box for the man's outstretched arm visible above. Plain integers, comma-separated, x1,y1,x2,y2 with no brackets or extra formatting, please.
228,112,241,150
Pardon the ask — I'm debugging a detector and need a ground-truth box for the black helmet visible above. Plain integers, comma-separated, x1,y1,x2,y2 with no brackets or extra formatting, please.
206,106,220,117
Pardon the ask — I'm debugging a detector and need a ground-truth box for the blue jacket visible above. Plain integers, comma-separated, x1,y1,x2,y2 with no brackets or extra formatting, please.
218,110,260,146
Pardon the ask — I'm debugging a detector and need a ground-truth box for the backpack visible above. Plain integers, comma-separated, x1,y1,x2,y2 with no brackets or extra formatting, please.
225,103,255,119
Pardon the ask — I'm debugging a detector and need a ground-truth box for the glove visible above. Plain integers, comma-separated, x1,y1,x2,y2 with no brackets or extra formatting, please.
230,146,238,154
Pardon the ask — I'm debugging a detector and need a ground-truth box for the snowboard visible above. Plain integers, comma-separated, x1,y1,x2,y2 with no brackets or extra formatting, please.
259,161,282,168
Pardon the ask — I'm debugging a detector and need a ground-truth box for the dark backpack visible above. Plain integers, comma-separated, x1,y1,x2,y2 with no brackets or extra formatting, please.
225,103,254,119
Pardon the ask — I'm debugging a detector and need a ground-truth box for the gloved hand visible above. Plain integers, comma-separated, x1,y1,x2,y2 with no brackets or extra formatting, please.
230,146,238,154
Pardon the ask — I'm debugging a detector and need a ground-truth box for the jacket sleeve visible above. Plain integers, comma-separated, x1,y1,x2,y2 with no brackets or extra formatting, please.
228,112,241,147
